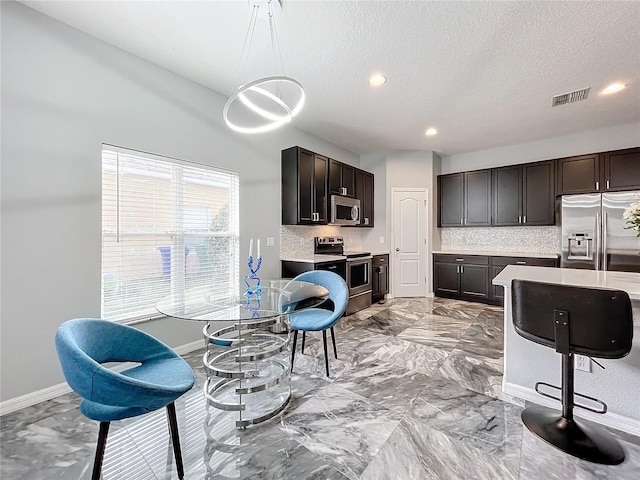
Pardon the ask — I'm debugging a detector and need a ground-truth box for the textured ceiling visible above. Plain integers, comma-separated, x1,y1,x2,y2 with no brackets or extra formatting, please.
20,1,640,156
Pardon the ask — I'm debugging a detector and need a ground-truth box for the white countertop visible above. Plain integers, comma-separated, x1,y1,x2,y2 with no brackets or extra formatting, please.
369,250,390,256
281,255,346,263
492,265,640,300
433,250,559,259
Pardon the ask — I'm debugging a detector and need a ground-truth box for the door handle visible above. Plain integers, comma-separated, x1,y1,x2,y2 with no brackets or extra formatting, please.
395,248,400,251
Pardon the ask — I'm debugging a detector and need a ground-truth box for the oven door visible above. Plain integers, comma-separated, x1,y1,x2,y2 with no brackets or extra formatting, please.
346,257,372,296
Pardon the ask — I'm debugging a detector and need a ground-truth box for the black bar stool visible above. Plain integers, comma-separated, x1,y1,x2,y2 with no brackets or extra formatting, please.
511,279,634,465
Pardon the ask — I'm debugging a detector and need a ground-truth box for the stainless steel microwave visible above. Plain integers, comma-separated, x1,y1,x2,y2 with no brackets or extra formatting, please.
330,195,360,225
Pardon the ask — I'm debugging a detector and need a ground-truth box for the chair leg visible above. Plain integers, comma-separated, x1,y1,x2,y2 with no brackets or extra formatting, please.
330,326,338,359
322,330,330,377
166,402,185,479
92,421,110,480
290,329,298,373
301,331,306,354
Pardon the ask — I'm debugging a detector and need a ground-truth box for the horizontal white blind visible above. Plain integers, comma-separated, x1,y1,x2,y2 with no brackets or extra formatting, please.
101,146,239,322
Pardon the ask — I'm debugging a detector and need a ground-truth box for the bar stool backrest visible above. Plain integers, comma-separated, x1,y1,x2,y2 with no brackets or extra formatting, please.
511,280,633,359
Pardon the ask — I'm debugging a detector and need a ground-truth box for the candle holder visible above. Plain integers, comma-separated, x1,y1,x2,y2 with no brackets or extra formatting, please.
244,254,262,298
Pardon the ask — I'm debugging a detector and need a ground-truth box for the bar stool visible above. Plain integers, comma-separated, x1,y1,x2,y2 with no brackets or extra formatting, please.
511,279,633,465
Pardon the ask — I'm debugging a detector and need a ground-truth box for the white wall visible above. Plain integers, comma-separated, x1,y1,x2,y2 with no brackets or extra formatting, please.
441,122,640,174
0,1,358,402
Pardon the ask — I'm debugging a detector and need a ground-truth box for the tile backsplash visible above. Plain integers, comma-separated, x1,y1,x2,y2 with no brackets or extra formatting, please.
280,226,362,258
440,226,561,254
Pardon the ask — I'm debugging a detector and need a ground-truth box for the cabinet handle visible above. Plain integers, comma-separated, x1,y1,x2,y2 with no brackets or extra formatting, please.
328,265,337,270
456,258,464,262
523,215,526,224
341,187,347,195
364,217,369,225
456,265,460,273
516,261,526,265
460,265,464,273
518,215,521,224
595,181,599,190
606,180,610,190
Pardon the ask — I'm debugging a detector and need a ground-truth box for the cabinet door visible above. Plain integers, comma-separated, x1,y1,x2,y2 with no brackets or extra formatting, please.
297,149,315,223
438,173,464,227
434,262,460,295
363,172,374,226
465,170,492,226
371,265,380,298
492,165,522,226
557,154,601,195
604,147,640,192
523,160,555,225
313,154,328,223
380,264,389,295
460,264,489,299
490,265,506,302
328,159,342,196
342,164,356,197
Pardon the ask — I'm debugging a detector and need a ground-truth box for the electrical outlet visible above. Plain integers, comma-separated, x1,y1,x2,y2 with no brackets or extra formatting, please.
379,236,384,244
266,237,275,247
575,355,591,373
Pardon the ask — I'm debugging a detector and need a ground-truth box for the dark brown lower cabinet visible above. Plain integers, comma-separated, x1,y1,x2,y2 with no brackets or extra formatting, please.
371,254,389,302
433,255,489,301
434,254,558,305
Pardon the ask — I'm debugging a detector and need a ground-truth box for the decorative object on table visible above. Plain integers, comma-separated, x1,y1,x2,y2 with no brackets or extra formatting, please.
511,280,633,465
223,0,305,134
623,201,640,237
55,318,195,480
288,270,348,377
244,238,262,297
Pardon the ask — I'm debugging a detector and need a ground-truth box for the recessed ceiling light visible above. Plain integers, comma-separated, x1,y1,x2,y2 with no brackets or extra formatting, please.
601,83,626,95
369,74,387,87
425,128,438,136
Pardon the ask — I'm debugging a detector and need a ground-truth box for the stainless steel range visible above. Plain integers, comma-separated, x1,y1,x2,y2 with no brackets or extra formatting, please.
315,236,372,314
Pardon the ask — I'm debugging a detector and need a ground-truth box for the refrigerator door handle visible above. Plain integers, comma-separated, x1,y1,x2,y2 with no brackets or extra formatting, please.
603,212,608,271
595,212,601,270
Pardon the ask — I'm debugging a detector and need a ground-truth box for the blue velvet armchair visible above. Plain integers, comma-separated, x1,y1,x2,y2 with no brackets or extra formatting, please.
55,318,195,480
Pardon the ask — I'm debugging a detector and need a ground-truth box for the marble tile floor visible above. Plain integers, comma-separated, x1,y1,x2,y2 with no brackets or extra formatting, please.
2,297,639,479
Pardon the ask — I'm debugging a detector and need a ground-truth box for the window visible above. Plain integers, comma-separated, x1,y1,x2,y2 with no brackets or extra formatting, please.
101,146,239,322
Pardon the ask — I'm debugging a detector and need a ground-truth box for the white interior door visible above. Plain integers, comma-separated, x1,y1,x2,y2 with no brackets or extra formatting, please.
392,188,427,297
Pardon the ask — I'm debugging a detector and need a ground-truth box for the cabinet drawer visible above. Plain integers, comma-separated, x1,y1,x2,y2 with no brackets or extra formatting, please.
372,254,389,265
491,256,558,267
433,254,489,265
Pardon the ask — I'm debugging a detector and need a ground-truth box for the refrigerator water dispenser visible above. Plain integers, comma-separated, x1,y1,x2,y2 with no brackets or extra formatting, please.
567,234,593,260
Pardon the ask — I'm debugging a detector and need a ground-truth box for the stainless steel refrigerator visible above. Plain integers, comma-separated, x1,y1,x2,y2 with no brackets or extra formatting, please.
561,191,640,272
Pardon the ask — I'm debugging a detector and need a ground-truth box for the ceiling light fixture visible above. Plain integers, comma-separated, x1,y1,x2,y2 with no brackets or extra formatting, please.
601,83,626,95
425,128,438,136
223,0,305,134
369,74,387,87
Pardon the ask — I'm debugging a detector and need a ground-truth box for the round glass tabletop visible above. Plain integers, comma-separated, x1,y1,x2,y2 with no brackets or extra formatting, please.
156,280,329,322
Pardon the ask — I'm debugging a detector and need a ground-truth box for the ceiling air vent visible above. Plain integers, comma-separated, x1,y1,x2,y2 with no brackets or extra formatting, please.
552,87,590,107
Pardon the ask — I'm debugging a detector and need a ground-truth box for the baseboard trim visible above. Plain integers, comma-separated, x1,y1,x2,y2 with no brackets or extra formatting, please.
0,339,204,417
504,382,640,436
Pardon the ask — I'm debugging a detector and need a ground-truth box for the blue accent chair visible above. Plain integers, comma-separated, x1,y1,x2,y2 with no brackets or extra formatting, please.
288,271,348,376
55,318,195,480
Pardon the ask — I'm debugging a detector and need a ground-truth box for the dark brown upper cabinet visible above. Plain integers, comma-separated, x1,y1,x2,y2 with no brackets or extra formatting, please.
438,170,492,227
282,146,328,225
556,153,601,195
493,160,555,226
556,147,640,195
328,159,356,197
604,147,640,192
354,169,374,227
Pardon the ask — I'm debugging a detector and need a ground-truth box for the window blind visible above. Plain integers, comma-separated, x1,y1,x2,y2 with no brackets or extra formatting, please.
101,146,239,322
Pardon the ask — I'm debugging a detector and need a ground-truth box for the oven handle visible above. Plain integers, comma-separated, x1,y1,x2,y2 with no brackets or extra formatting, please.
346,255,373,261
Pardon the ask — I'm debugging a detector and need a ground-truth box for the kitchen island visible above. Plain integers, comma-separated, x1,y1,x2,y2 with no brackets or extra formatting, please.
493,265,640,435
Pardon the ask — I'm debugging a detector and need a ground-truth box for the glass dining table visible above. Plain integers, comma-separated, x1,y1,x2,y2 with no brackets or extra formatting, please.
156,280,328,428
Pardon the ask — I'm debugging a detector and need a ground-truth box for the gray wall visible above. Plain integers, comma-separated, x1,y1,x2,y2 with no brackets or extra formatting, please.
0,1,358,402
441,122,640,174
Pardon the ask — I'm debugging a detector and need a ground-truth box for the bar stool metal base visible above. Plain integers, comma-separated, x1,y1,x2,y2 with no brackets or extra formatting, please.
521,406,625,465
